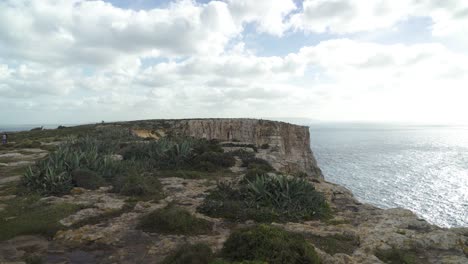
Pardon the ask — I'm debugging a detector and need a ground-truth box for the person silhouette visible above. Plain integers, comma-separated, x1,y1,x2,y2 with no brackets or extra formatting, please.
1,133,7,145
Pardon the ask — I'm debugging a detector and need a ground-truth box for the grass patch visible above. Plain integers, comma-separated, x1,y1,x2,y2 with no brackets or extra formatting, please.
198,174,330,223
307,234,359,255
375,248,419,264
221,225,320,264
137,204,212,235
0,195,83,241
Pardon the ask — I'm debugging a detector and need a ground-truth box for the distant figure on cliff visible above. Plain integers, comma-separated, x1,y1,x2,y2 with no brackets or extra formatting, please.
1,133,7,145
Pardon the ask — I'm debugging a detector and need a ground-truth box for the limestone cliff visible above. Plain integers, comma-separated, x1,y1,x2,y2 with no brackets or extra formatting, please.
122,118,323,178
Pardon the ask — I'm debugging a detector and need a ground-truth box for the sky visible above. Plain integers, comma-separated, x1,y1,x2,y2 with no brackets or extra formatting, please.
1,0,468,125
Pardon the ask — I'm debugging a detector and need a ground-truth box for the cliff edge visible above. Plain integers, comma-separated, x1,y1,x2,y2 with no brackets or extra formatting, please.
120,118,323,178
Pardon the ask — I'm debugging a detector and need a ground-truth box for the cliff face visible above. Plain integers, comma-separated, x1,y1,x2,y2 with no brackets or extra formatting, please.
125,118,323,178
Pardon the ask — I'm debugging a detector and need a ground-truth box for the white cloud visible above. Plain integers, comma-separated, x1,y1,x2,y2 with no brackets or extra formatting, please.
226,0,297,36
0,63,76,98
290,0,411,34
290,0,468,43
298,39,468,123
0,0,240,66
1,0,468,124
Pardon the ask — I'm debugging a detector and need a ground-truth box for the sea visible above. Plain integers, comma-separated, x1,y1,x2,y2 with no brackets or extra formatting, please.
309,123,468,228
2,122,467,228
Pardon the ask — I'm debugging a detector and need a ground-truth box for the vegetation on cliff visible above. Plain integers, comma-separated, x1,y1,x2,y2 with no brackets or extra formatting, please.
221,225,320,264
20,128,235,197
198,174,329,223
160,225,320,264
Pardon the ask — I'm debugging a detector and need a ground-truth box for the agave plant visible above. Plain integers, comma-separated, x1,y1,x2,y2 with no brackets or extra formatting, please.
245,174,329,220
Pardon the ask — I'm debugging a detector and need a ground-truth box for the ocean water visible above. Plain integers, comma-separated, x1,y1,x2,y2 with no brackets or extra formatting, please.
309,124,468,228
0,124,73,132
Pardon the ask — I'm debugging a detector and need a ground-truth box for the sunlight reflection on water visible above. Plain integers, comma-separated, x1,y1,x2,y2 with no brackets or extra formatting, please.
310,124,468,228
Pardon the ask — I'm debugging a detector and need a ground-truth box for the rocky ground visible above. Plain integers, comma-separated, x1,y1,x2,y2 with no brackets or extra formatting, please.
0,145,467,264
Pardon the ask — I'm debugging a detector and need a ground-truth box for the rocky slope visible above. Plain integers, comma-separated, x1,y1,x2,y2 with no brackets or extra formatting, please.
0,119,467,264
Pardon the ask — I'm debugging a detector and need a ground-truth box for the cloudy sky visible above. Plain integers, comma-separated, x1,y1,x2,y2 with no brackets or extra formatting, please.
1,0,468,125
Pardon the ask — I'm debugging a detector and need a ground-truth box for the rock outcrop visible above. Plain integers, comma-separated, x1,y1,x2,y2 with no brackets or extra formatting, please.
121,118,323,178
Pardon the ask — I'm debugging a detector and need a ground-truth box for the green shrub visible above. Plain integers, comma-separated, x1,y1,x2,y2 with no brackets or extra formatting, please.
260,144,269,149
221,225,320,264
245,175,329,220
137,204,212,235
162,243,214,264
71,169,106,190
198,175,329,222
22,137,128,195
113,172,163,200
193,139,223,154
22,166,73,196
242,164,273,183
120,143,149,160
122,138,196,169
193,151,235,171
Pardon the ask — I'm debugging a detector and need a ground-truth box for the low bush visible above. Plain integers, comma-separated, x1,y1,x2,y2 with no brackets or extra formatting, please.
198,174,330,222
137,204,212,235
22,166,73,196
221,225,320,264
121,138,196,169
113,172,163,200
71,169,106,190
260,143,269,149
193,151,236,171
242,163,274,183
162,243,214,264
245,175,329,220
193,139,223,154
228,149,255,161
